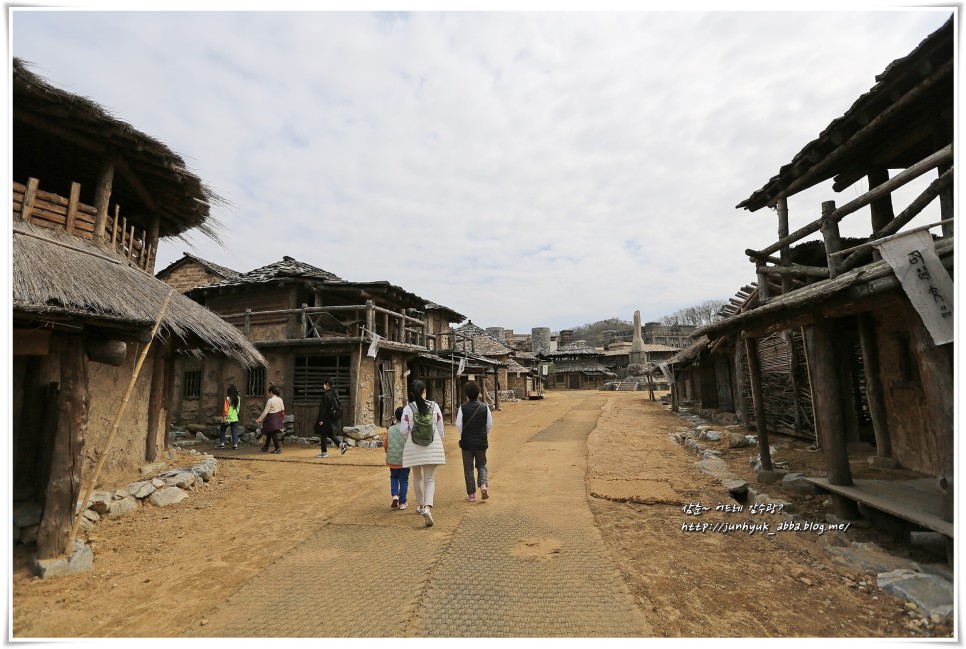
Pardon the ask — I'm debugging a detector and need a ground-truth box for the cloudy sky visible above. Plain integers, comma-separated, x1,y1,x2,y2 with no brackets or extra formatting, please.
8,4,953,332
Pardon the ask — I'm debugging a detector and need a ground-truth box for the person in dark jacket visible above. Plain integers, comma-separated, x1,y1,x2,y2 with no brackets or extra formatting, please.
455,381,493,502
316,378,348,458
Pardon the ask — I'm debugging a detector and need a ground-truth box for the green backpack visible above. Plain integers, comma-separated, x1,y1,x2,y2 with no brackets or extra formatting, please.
410,401,436,446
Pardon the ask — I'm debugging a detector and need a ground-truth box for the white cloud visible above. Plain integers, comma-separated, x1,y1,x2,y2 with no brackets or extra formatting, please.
9,8,953,331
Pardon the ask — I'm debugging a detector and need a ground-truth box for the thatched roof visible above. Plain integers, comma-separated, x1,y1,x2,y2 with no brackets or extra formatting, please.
13,220,265,368
738,17,952,211
665,335,711,366
13,58,225,241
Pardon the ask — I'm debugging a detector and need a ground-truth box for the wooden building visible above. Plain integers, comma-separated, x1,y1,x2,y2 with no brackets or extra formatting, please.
11,59,265,561
545,341,615,390
155,252,240,293
695,18,954,545
174,256,466,434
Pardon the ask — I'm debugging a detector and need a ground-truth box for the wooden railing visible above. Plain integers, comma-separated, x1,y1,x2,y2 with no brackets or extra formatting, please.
13,178,155,273
745,145,953,302
219,300,435,347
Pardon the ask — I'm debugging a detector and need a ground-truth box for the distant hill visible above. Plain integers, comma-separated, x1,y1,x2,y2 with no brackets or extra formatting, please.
567,317,633,348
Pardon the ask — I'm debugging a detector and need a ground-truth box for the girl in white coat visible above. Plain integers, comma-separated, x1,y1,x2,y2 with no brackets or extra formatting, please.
399,379,446,527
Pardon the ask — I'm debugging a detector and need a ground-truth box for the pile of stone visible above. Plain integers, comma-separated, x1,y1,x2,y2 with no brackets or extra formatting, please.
23,450,219,578
341,423,384,449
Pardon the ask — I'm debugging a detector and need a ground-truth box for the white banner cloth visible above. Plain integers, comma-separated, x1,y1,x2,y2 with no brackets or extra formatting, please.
873,230,954,345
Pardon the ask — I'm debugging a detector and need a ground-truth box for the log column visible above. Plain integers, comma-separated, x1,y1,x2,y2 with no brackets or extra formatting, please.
145,341,172,462
867,168,895,262
777,197,793,294
805,318,860,519
93,151,116,240
820,201,843,278
744,336,772,471
36,336,90,559
856,313,891,458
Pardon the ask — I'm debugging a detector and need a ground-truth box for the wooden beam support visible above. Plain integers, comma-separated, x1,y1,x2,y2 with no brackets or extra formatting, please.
820,201,843,279
93,151,116,240
21,177,40,223
804,319,860,519
36,336,89,559
744,337,772,471
856,313,891,458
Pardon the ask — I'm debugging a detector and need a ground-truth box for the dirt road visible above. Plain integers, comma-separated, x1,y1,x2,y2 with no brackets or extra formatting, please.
11,391,941,638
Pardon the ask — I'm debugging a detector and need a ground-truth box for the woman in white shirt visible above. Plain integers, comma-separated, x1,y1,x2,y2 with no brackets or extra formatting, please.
256,384,285,454
399,379,446,527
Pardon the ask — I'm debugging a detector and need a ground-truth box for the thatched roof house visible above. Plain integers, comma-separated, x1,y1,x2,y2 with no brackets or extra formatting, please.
12,59,264,566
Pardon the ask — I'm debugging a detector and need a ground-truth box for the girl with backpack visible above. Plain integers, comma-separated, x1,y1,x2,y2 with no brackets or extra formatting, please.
399,379,446,527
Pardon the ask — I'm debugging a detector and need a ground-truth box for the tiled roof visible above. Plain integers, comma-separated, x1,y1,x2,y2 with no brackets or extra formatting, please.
205,256,342,288
454,322,513,357
547,340,602,358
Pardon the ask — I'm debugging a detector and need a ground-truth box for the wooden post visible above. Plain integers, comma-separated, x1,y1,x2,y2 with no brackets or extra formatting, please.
902,298,954,527
744,336,772,471
820,201,843,279
127,224,136,261
777,197,792,294
365,300,375,337
66,289,174,553
805,318,860,519
21,177,39,222
783,330,803,434
145,340,171,462
756,260,770,302
670,366,679,413
733,343,747,427
111,205,120,246
244,309,251,336
65,182,81,236
646,370,655,401
93,152,116,239
300,303,308,339
867,169,893,263
146,215,160,271
856,313,891,458
36,336,89,560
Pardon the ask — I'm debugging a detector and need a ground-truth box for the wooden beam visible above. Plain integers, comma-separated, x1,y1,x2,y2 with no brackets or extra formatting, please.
65,182,80,237
93,151,116,240
856,313,891,458
21,177,40,222
820,201,843,278
36,336,89,559
744,337,772,471
804,319,860,519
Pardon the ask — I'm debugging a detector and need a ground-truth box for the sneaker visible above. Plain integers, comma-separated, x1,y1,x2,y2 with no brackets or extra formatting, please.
231,445,238,450
340,442,348,455
422,507,434,527
398,502,408,510
466,493,477,503
272,449,281,454
314,453,327,458
416,506,426,515
216,443,225,449
391,496,399,509
480,484,489,500
260,447,269,453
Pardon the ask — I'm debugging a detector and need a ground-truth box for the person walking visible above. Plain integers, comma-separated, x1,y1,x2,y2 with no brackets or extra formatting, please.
216,384,242,450
399,379,446,527
256,384,285,454
384,406,410,510
316,378,348,458
456,380,493,502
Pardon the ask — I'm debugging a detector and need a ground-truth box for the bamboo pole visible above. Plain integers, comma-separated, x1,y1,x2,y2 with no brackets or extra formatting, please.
65,288,175,554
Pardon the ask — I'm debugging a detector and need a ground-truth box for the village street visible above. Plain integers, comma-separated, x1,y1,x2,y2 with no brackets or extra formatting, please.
12,391,942,639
